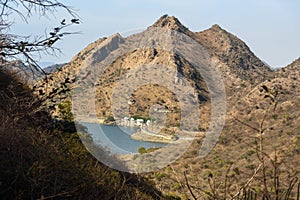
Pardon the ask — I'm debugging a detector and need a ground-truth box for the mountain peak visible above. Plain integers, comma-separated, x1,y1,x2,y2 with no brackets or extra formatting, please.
210,24,223,31
150,14,189,33
193,22,271,81
283,57,300,71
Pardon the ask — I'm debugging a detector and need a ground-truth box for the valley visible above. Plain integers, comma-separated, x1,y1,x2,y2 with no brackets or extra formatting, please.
1,14,299,199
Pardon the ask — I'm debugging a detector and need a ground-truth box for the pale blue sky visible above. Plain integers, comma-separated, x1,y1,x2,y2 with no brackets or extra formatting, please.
12,0,300,68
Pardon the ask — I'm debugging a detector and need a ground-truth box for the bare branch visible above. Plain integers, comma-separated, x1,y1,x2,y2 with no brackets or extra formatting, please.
184,171,198,200
232,164,262,199
0,0,79,75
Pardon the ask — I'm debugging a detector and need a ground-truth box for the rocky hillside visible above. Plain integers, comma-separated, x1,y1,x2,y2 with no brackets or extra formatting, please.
150,53,299,198
0,68,163,199
33,37,108,118
144,55,299,199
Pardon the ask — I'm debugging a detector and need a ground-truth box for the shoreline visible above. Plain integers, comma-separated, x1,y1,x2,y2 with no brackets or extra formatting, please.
76,118,203,144
130,131,174,144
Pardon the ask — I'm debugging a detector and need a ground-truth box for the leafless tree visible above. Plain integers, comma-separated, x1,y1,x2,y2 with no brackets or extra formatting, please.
0,0,79,73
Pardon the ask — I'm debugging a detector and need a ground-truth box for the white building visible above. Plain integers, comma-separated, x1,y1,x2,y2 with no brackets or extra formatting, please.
123,117,130,126
130,118,135,127
146,120,151,127
136,119,144,126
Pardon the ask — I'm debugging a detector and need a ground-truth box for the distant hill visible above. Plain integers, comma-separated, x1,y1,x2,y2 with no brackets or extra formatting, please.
43,63,65,74
1,60,64,84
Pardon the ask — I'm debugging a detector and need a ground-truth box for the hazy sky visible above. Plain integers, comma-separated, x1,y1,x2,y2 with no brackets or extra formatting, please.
12,0,300,68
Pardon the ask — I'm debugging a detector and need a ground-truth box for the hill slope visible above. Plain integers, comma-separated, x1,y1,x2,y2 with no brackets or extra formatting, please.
0,68,163,199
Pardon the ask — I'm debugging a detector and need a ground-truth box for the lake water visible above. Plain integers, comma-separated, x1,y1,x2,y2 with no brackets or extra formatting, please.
79,122,167,154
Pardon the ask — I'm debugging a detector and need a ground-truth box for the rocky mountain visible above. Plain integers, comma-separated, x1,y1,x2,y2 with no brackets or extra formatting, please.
33,15,273,129
153,15,272,85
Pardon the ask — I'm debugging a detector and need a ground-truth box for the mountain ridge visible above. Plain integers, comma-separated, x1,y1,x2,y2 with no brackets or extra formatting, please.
33,15,292,129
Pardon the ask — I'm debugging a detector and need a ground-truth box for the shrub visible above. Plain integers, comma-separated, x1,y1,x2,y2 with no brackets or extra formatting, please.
138,147,147,154
58,100,74,121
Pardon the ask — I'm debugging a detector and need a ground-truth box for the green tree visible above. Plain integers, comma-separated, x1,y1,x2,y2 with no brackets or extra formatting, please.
58,100,74,121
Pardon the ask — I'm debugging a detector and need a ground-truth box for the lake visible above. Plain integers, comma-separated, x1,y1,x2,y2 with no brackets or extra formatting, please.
79,122,167,155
